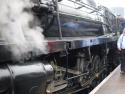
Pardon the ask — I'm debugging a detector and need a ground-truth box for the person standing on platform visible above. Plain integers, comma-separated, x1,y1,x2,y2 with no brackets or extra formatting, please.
117,28,125,74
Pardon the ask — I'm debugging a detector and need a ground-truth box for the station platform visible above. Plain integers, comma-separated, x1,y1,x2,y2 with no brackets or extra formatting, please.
89,65,125,94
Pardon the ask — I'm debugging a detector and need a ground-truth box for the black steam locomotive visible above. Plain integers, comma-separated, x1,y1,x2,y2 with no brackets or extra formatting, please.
0,0,121,94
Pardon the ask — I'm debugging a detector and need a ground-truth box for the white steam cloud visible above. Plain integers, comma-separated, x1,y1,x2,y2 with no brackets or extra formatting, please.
0,0,47,61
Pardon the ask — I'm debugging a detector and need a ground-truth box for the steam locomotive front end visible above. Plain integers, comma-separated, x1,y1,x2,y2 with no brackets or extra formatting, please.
0,62,53,94
0,0,54,94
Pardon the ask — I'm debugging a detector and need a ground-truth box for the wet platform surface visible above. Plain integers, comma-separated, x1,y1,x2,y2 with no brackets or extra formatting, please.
90,65,125,94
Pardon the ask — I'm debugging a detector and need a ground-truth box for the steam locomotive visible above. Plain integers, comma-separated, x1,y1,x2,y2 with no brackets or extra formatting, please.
0,0,121,94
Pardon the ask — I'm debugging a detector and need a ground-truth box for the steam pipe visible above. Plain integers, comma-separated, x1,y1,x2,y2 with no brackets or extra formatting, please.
55,0,63,39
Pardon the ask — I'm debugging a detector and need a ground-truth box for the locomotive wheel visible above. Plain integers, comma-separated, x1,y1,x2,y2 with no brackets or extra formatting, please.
90,55,103,88
92,55,101,73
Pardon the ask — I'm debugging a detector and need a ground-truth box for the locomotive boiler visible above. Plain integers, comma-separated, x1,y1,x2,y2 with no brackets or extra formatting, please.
32,0,120,93
0,0,121,94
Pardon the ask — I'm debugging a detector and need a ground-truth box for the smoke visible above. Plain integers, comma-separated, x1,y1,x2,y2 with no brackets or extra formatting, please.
0,0,47,61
